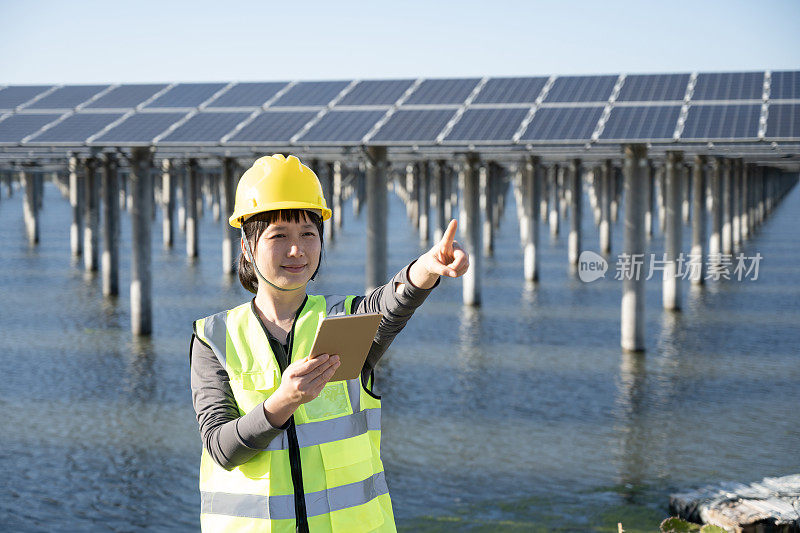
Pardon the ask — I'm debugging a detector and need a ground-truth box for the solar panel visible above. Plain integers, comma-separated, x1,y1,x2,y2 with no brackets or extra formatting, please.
544,75,617,103
145,83,227,108
0,113,62,144
769,71,800,100
765,103,799,139
599,105,681,141
616,74,690,102
297,110,386,143
84,84,168,109
692,72,764,101
0,86,53,110
26,85,109,109
336,80,414,106
226,111,318,143
206,82,289,108
270,81,349,107
370,108,457,142
403,78,480,105
159,112,250,143
680,104,761,140
92,112,186,144
26,112,124,143
443,107,528,142
519,106,604,141
472,77,548,104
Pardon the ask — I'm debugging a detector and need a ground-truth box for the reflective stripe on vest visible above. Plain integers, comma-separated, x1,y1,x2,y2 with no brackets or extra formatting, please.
201,471,388,520
264,406,380,451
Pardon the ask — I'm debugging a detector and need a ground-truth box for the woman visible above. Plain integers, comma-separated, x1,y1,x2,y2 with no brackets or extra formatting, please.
190,154,469,532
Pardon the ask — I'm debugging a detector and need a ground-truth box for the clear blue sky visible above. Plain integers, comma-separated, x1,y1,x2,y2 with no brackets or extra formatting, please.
2,0,798,84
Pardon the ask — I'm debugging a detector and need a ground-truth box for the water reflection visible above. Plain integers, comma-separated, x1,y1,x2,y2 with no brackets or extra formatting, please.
615,350,648,503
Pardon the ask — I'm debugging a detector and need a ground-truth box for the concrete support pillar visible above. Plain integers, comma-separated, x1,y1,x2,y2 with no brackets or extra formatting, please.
741,162,750,240
708,158,722,265
539,167,549,222
69,155,83,256
568,158,582,266
599,159,612,254
559,166,569,220
365,147,388,293
621,144,647,352
4,171,11,197
756,167,765,225
523,156,541,282
119,169,128,212
459,153,481,306
186,158,199,258
663,151,683,311
161,159,174,248
433,160,448,242
177,163,186,233
645,160,654,238
102,154,120,296
732,159,742,250
481,163,495,256
610,167,620,223
448,166,458,221
333,161,343,230
83,157,99,272
322,161,335,243
548,164,559,237
406,163,419,228
221,157,238,275
657,166,666,234
690,155,706,284
22,170,39,245
722,159,733,255
682,165,691,224
36,173,44,212
211,171,221,222
130,147,153,336
419,160,430,247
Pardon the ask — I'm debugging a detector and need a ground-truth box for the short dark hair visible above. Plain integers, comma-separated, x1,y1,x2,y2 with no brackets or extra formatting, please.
237,209,324,294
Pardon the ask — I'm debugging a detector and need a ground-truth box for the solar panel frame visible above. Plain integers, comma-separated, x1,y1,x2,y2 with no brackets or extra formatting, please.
296,109,387,145
205,82,289,108
26,85,110,110
680,104,761,140
543,75,618,103
25,112,124,144
403,78,481,105
472,77,548,104
519,106,604,142
369,108,458,143
442,107,529,143
0,86,54,111
615,74,690,102
145,83,227,109
598,105,682,142
91,111,187,145
336,80,414,106
764,103,799,139
0,113,63,144
691,72,764,101
225,110,319,144
769,71,800,100
84,84,168,109
158,111,250,144
269,81,350,107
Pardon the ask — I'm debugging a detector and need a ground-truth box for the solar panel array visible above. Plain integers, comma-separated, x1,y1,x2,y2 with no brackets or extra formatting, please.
0,71,798,149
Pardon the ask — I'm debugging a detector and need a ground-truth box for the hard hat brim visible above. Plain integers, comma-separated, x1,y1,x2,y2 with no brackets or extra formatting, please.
229,202,332,228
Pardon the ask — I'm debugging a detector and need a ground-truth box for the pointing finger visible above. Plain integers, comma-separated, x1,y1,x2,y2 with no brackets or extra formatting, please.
440,219,458,250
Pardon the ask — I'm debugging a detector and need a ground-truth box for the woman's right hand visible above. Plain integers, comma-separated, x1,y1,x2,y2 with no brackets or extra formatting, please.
278,353,341,405
263,354,340,427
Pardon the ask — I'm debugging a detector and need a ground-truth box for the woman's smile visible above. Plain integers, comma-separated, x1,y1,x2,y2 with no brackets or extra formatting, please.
281,264,307,274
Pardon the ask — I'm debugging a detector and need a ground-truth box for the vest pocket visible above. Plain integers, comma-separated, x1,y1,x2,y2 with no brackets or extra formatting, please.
231,370,280,414
302,381,352,423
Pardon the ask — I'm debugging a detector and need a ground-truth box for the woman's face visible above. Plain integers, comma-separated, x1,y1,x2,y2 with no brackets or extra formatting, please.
251,214,321,291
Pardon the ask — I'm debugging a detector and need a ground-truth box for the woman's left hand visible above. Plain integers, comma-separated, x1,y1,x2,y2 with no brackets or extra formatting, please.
412,219,470,287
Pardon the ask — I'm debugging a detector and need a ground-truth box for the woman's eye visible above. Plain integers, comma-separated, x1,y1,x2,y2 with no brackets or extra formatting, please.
303,232,316,237
270,234,285,239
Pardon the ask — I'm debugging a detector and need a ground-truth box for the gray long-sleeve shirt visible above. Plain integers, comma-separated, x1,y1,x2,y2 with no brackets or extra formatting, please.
190,262,438,470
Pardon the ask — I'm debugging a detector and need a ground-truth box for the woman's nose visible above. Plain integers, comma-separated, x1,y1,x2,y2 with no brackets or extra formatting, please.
288,244,304,257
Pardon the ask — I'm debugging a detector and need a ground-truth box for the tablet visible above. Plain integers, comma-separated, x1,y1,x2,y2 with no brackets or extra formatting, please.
308,313,382,381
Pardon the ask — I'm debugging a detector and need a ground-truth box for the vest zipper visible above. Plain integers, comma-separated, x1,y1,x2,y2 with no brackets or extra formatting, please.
251,298,310,533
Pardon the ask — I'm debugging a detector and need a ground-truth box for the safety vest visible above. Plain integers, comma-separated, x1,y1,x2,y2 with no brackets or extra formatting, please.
193,294,396,533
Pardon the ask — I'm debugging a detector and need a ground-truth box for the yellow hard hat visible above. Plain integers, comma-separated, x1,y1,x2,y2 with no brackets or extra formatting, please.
229,154,332,228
